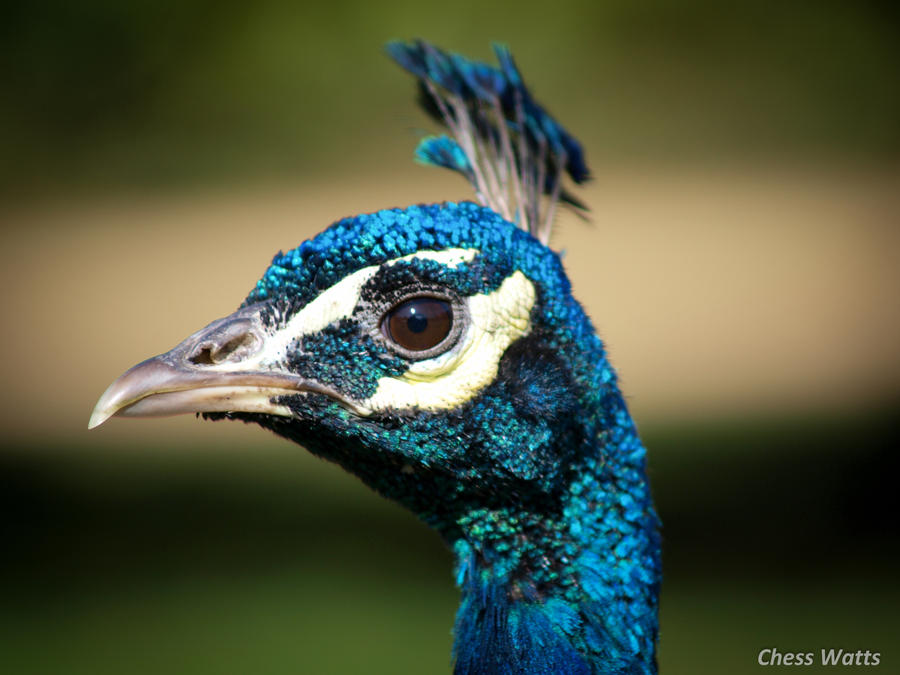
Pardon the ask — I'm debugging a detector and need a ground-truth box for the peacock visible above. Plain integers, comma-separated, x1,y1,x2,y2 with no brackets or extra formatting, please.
90,40,661,675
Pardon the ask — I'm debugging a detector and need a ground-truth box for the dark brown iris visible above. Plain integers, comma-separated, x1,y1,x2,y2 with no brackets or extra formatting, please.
383,297,453,352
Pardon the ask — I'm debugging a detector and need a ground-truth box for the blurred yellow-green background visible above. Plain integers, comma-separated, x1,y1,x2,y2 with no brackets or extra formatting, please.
2,1,898,673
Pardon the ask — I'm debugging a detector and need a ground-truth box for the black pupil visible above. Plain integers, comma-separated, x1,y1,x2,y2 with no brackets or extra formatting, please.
407,310,428,334
385,297,452,352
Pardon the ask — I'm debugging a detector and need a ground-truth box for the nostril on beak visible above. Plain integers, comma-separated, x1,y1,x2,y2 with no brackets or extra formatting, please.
187,319,261,366
189,345,216,365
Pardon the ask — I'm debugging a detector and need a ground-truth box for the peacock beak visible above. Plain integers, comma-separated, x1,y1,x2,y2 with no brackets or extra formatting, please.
88,306,361,429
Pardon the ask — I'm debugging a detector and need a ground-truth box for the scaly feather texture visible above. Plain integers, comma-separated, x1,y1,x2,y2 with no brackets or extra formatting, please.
90,40,660,675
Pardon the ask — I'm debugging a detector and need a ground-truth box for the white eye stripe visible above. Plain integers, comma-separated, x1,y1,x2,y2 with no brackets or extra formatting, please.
361,270,536,413
253,248,478,367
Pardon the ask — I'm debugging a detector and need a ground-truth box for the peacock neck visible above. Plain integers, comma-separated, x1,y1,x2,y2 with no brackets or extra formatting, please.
286,295,662,673
448,407,661,675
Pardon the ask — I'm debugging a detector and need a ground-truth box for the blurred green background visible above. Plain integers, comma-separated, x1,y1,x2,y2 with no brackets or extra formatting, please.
2,0,898,673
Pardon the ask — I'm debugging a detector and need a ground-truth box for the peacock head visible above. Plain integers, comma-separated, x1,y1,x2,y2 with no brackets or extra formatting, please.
90,201,606,531
89,42,661,672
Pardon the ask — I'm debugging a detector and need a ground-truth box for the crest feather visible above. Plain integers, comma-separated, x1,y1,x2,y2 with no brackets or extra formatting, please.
388,40,590,246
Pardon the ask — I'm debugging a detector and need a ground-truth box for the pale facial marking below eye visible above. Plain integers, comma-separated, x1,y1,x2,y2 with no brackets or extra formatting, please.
362,270,536,413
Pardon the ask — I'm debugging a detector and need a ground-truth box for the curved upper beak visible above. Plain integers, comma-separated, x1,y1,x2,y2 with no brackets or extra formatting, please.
89,306,354,429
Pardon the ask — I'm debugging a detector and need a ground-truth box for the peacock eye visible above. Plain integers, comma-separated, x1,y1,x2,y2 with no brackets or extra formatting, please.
382,297,453,352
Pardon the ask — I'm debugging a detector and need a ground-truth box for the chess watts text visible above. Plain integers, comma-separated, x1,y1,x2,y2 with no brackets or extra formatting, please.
758,649,881,667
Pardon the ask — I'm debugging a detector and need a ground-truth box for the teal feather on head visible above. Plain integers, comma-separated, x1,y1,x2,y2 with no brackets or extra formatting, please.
91,40,660,675
415,135,473,177
388,40,590,244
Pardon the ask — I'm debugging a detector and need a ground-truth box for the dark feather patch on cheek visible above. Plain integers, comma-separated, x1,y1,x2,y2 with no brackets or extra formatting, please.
286,318,408,400
497,335,579,421
456,334,581,487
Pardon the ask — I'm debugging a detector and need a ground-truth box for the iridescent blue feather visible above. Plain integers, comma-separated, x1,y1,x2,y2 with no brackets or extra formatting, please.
415,135,473,178
388,40,590,244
